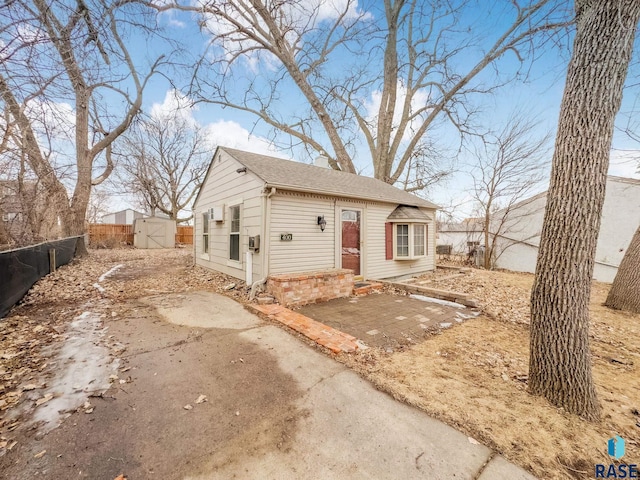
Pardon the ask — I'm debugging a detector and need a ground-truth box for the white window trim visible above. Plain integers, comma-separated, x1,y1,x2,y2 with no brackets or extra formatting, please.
393,223,428,260
200,211,210,260
227,201,242,268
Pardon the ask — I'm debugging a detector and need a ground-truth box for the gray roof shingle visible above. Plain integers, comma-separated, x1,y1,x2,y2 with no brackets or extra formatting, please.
387,205,433,221
222,147,438,209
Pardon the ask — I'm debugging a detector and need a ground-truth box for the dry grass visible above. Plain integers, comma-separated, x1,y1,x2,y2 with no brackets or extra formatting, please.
347,268,640,479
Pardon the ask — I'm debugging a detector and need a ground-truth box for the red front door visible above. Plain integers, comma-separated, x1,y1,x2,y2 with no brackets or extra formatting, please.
341,210,361,275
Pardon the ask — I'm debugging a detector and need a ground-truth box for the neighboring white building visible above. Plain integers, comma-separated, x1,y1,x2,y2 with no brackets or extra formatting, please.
437,219,483,254
492,176,640,282
193,147,439,284
101,209,145,225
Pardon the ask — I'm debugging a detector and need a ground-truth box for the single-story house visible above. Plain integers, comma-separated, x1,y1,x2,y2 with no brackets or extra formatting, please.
101,208,145,225
193,147,439,304
491,176,640,282
437,218,483,254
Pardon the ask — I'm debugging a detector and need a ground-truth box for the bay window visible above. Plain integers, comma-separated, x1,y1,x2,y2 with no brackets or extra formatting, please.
395,223,428,259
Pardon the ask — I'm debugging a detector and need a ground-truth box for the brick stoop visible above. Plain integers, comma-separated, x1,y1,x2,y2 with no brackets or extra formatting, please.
248,303,361,354
352,282,384,296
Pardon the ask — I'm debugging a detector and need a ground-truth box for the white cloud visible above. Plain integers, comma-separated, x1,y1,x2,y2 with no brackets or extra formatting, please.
202,119,283,157
149,89,197,125
195,0,371,69
148,89,281,156
364,80,431,142
24,99,76,143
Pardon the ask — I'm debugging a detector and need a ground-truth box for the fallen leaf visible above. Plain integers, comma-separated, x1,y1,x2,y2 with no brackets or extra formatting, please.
114,474,127,480
195,395,207,404
183,404,193,410
35,393,53,406
34,450,46,458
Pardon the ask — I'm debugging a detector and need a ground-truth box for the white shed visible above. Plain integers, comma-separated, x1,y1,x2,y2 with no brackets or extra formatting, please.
133,217,177,249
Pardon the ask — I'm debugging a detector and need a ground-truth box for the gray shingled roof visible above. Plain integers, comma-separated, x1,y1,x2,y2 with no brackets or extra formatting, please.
222,147,438,209
387,205,433,221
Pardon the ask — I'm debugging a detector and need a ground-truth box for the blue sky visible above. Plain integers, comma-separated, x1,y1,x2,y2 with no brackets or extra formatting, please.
97,0,640,217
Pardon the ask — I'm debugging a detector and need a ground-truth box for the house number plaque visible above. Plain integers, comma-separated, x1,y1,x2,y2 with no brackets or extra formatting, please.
280,233,293,241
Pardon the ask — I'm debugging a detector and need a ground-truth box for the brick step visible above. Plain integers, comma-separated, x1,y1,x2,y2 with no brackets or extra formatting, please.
249,304,360,354
353,282,384,296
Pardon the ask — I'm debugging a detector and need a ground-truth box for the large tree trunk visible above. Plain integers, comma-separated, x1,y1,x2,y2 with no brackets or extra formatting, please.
605,225,640,313
529,0,640,421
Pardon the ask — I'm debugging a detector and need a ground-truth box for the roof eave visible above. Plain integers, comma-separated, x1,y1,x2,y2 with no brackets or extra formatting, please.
264,182,438,209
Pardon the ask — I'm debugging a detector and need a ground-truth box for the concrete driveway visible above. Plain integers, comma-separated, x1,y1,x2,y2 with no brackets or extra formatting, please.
1,292,533,479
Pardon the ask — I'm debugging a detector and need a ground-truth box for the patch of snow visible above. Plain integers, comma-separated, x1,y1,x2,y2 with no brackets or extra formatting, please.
32,310,118,432
409,294,466,309
98,264,123,282
93,282,106,293
440,322,452,328
456,311,480,320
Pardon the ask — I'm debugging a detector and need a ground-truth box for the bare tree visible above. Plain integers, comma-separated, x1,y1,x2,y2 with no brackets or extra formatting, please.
605,225,640,313
0,0,165,254
114,111,209,223
150,0,568,192
86,188,113,224
529,0,640,421
470,115,551,269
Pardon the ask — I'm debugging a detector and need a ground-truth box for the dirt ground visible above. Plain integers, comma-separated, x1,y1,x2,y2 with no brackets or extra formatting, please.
1,249,638,479
344,267,640,479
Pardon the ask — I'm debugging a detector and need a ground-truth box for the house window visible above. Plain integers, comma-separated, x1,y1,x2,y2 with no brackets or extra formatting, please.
395,223,428,259
229,205,240,261
396,224,409,257
414,224,426,256
202,212,209,254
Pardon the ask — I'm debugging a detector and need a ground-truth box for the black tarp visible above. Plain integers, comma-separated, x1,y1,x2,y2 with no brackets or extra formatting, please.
0,236,79,318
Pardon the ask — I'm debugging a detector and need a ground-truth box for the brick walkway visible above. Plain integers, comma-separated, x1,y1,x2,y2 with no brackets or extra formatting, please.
249,304,361,354
299,292,477,351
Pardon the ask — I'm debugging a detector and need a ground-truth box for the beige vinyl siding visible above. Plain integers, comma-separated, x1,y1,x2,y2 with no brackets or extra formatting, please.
194,150,265,282
269,192,436,279
365,203,436,280
269,192,336,274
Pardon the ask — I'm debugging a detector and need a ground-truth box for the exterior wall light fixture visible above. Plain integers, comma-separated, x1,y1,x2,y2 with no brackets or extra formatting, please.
317,215,327,232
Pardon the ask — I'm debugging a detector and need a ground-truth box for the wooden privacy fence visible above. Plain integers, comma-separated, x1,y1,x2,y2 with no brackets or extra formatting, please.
89,224,133,245
88,224,194,246
175,226,193,244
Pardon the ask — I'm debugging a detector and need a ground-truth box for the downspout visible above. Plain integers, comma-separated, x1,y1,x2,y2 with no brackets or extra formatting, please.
250,187,276,300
